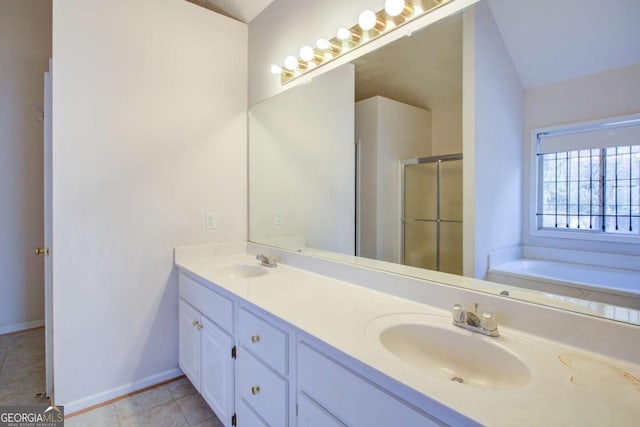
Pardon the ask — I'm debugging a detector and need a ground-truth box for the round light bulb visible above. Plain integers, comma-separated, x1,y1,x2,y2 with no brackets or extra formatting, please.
270,64,282,74
316,38,330,50
299,45,315,62
284,55,298,71
358,10,377,31
385,0,406,17
336,27,351,40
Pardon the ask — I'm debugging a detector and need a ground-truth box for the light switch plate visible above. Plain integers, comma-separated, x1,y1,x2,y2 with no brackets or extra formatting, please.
274,211,284,226
205,212,217,230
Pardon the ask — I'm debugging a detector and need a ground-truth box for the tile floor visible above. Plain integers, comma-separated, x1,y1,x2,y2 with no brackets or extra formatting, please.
0,328,224,427
0,327,48,406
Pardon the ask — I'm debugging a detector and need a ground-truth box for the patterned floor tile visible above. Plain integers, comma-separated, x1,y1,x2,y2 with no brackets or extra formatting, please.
65,404,120,427
176,393,216,426
115,386,174,422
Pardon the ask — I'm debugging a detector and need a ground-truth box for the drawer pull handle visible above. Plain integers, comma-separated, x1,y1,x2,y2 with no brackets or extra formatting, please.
192,320,199,327
251,335,260,344
251,385,260,395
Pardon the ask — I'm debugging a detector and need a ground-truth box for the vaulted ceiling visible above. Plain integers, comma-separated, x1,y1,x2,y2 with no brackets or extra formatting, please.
186,0,273,22
487,0,640,89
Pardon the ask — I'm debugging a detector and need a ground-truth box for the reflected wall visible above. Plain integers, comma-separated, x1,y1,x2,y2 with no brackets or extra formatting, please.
249,64,356,254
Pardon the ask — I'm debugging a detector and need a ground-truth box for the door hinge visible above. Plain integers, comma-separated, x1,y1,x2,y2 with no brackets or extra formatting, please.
231,413,237,426
231,345,237,359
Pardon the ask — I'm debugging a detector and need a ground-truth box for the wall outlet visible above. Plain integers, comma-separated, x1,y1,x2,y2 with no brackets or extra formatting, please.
205,212,217,230
274,211,284,226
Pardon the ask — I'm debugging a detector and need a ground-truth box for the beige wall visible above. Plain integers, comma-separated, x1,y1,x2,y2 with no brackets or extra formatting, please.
463,2,524,279
356,96,432,263
52,0,247,410
250,65,355,254
0,0,51,333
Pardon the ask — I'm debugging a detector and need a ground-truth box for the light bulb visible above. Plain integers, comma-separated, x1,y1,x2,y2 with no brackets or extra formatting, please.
358,10,377,30
316,38,331,50
270,64,282,74
385,0,406,17
336,27,351,40
299,45,315,62
284,55,298,71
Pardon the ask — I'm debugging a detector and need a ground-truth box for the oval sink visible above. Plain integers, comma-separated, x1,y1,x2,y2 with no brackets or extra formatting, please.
371,316,532,390
216,264,268,279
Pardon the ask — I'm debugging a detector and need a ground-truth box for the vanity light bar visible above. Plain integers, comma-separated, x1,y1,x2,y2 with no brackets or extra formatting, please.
272,0,451,85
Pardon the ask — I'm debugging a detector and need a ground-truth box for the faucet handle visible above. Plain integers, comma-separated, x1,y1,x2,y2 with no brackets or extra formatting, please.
481,312,497,332
452,304,464,323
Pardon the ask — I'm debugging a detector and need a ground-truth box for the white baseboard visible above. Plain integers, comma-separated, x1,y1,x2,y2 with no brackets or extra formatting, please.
0,319,45,335
62,368,184,414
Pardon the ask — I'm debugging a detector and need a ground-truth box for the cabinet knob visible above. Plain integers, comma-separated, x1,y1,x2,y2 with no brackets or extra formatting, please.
197,323,203,330
251,385,260,395
192,320,199,327
251,335,260,344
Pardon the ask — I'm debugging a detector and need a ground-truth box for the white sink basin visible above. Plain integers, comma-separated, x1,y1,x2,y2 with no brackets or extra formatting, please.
368,314,532,390
216,264,268,279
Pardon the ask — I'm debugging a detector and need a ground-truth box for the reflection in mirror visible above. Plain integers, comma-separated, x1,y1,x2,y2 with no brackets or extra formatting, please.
249,0,640,324
249,65,355,254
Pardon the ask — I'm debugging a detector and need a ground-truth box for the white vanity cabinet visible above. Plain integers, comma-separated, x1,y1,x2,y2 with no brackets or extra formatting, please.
297,340,446,427
179,273,235,427
178,269,460,427
236,307,291,426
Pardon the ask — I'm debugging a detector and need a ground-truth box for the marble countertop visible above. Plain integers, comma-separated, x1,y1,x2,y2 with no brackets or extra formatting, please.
176,251,640,426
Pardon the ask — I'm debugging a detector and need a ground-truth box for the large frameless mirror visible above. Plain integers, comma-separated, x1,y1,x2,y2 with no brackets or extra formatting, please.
249,0,640,325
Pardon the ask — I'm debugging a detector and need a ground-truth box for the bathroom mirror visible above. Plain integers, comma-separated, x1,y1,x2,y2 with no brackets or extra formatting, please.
249,0,640,324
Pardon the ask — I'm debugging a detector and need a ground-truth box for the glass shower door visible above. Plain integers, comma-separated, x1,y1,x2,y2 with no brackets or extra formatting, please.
403,162,438,270
402,155,463,274
439,159,463,275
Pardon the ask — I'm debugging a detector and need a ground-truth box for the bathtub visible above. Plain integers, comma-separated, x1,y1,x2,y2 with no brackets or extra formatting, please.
488,258,640,310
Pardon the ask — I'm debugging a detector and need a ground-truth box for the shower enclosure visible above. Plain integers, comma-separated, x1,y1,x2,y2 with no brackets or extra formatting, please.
401,154,463,275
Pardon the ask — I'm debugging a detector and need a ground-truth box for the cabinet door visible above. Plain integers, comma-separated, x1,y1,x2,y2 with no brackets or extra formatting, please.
179,299,201,390
201,316,235,427
298,392,345,427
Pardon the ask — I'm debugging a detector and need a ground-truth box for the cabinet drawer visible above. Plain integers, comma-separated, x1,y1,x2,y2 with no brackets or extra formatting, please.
236,398,268,427
298,392,346,427
238,308,288,375
179,272,233,333
237,350,288,427
298,341,443,427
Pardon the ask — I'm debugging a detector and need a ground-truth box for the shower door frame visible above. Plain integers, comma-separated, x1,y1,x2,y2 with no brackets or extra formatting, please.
400,153,463,270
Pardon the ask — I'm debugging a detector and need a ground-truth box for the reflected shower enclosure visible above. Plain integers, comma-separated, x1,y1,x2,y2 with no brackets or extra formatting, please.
402,155,463,275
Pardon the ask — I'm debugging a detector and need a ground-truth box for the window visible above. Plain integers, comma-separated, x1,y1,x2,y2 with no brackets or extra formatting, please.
535,117,640,237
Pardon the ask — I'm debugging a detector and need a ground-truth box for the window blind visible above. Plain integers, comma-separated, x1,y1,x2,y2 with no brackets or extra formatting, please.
538,121,640,154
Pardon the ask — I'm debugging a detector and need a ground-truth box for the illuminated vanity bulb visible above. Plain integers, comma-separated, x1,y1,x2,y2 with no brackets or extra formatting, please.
316,38,331,50
270,64,283,74
284,55,299,71
358,10,377,30
336,27,351,40
385,0,405,16
384,0,412,17
299,45,315,62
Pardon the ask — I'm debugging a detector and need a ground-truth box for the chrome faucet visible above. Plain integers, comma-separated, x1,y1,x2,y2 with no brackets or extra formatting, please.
256,253,277,268
452,303,499,337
